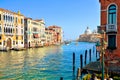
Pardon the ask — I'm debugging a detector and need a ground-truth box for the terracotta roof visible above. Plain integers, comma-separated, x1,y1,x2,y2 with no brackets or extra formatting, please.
24,18,45,23
48,25,61,28
45,28,48,30
35,19,43,22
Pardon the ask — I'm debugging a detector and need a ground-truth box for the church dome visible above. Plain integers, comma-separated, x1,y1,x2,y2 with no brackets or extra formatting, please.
84,27,92,34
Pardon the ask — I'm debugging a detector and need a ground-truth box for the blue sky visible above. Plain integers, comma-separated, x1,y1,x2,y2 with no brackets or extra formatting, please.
0,0,100,40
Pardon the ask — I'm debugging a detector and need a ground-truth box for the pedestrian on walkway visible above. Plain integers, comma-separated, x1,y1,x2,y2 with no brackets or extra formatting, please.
90,73,98,80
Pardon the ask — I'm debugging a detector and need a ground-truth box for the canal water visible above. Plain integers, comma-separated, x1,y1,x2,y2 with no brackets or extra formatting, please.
0,42,98,80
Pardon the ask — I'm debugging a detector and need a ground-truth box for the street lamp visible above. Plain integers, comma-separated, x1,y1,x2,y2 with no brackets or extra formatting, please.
96,30,107,80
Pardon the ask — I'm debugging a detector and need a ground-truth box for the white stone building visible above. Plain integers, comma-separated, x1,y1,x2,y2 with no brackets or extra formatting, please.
24,18,45,48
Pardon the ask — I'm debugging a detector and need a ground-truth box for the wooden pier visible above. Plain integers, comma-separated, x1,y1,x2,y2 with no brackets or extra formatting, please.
82,60,120,76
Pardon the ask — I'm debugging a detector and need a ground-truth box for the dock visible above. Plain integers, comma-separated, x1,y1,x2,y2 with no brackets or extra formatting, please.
82,60,120,76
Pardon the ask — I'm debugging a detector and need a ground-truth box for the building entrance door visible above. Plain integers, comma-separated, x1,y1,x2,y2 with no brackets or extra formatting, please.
7,38,12,49
29,42,30,48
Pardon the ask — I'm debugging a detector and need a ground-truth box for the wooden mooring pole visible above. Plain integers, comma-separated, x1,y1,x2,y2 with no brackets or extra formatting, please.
89,49,91,62
93,46,95,54
80,54,83,69
96,50,97,60
73,52,75,74
84,50,87,65
76,68,81,80
60,77,63,80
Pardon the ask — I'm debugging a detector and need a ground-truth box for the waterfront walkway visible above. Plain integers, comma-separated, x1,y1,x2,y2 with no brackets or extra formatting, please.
83,59,120,75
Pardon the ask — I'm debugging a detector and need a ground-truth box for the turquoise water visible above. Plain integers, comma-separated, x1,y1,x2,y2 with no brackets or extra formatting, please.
0,42,98,80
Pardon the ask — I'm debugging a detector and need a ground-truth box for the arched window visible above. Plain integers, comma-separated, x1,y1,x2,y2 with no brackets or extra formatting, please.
13,28,14,33
6,28,8,33
4,27,5,32
11,28,12,33
16,28,18,33
108,4,117,50
108,4,116,24
13,17,14,22
8,16,10,21
0,14,1,20
3,15,5,20
0,26,1,32
5,15,7,21
8,28,10,33
10,17,12,22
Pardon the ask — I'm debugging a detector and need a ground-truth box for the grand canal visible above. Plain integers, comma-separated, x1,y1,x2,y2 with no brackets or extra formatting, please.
0,42,98,80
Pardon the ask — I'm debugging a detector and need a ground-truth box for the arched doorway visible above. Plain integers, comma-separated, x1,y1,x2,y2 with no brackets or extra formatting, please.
29,42,30,48
7,38,12,49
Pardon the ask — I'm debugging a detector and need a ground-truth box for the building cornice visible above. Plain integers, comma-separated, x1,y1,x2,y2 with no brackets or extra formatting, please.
0,8,24,16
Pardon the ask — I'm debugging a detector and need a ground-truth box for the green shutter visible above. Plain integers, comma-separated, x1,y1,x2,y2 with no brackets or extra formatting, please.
108,35,116,49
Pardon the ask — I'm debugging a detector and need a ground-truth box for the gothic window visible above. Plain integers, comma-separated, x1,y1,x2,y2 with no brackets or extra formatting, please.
3,15,5,20
0,26,1,32
11,28,12,33
16,28,18,33
16,17,18,23
10,16,12,22
12,17,14,22
6,28,8,33
13,28,14,33
107,4,117,50
21,19,23,24
4,27,5,32
0,14,1,20
108,4,116,24
8,16,10,21
5,15,7,21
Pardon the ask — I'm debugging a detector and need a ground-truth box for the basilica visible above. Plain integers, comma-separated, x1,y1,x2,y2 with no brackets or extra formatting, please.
78,27,100,42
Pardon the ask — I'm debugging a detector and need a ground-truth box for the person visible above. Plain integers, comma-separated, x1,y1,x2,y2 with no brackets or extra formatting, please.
108,75,113,80
90,73,98,80
109,78,113,80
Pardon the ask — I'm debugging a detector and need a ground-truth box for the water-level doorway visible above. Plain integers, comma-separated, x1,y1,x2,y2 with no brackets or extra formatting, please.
6,38,12,49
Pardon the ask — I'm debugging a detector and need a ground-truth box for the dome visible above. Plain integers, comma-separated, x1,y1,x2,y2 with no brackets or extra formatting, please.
84,27,92,34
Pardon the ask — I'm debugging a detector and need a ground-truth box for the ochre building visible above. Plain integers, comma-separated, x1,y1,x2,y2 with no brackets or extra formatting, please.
0,8,24,50
0,8,63,50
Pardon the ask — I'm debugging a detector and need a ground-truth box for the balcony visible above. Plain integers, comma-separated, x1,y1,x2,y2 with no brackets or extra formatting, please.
4,33,13,35
106,24,117,33
32,31,39,34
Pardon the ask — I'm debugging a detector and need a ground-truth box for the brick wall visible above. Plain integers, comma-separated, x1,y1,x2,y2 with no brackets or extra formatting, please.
100,0,120,54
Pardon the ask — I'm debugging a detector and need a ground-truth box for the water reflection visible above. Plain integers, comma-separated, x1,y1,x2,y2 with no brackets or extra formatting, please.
0,46,64,80
0,42,96,80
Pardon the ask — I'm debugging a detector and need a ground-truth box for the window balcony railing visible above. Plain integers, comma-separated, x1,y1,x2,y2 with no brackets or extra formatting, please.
5,33,14,36
16,33,24,36
106,24,117,33
32,31,39,34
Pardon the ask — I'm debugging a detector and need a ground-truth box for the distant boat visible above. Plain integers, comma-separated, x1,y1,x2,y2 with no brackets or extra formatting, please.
66,43,70,46
64,40,71,45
